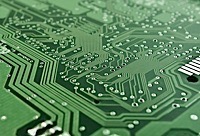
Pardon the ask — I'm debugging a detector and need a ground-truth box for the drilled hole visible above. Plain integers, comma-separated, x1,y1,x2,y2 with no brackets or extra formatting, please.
94,99,100,104
187,76,198,83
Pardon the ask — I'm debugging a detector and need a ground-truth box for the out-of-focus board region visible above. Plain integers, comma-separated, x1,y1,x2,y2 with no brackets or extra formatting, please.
0,0,200,136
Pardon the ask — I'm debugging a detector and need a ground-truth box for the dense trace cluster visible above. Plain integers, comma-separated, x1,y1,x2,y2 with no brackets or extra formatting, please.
0,0,200,136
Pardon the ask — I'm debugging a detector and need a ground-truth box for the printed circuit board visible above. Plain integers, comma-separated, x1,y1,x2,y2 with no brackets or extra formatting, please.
0,0,200,136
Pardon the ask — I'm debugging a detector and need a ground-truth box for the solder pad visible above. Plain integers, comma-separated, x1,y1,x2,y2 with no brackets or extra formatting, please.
0,0,200,136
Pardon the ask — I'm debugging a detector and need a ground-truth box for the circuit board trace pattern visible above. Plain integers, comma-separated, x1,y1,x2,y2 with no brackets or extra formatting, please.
0,0,200,136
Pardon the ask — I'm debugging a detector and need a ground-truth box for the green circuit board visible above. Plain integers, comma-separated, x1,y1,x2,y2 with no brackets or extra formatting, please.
1,0,200,136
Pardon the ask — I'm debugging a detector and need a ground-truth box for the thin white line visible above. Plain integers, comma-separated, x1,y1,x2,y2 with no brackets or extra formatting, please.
196,57,200,61
181,66,200,75
178,68,193,76
192,59,200,65
189,62,200,68
185,64,200,72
